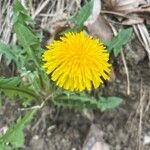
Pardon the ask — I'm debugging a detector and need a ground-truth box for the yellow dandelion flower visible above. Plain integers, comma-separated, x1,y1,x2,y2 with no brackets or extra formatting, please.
42,31,111,91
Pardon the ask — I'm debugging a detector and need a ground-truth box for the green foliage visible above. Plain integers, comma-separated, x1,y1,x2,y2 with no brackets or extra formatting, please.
13,0,43,68
0,110,36,150
0,42,19,65
71,1,93,26
14,23,39,47
0,1,49,105
0,96,2,108
19,69,51,96
13,0,33,25
53,92,122,111
105,28,133,56
68,0,93,32
0,77,39,102
0,42,25,69
98,96,123,111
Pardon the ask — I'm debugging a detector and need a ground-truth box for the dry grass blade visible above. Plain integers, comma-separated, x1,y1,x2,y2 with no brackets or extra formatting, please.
121,17,144,25
126,82,149,149
38,0,79,39
0,0,15,44
145,91,150,113
32,0,51,18
116,0,146,13
134,24,150,62
138,82,145,150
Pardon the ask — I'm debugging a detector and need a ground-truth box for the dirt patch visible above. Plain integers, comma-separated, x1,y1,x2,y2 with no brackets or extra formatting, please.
24,37,150,149
1,38,150,150
1,0,150,149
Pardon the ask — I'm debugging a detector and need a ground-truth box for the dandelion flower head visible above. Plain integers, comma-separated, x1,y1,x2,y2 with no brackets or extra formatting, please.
42,31,111,91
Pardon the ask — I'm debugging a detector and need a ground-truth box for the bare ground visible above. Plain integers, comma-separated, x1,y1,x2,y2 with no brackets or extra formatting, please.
0,0,150,150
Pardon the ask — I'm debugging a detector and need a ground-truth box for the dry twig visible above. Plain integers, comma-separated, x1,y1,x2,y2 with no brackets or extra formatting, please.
19,94,53,111
138,82,145,150
110,24,130,95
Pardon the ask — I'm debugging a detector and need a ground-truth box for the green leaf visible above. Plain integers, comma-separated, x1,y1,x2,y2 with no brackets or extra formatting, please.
13,0,40,48
67,1,93,32
61,26,84,34
53,93,122,111
13,0,33,25
105,28,133,56
98,97,123,111
13,0,42,68
0,110,36,150
13,23,41,67
0,42,38,71
0,77,39,101
14,23,39,47
20,69,50,95
0,42,21,65
0,144,10,150
70,1,93,26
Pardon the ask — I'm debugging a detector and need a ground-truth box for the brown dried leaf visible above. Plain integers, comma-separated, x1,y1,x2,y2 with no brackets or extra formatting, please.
86,15,113,41
128,5,150,14
104,0,146,13
109,67,116,82
82,124,110,150
102,1,149,26
127,5,150,24
85,0,113,41
41,19,67,43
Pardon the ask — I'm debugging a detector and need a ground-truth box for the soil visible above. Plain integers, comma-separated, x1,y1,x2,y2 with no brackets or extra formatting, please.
1,0,150,149
0,37,150,150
